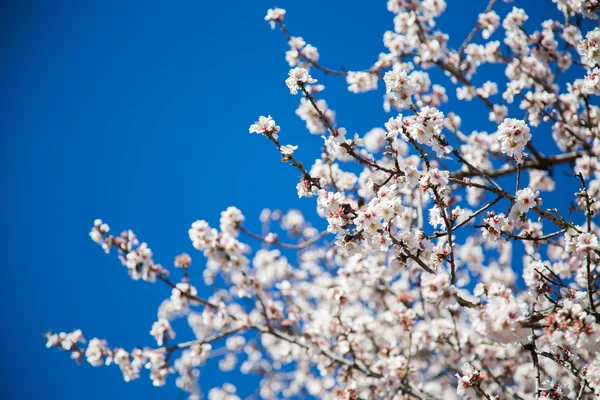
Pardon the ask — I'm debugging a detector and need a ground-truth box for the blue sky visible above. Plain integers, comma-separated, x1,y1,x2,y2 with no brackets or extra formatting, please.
0,0,583,399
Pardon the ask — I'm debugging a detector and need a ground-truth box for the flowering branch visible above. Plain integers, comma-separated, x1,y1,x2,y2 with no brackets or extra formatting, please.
47,3,600,399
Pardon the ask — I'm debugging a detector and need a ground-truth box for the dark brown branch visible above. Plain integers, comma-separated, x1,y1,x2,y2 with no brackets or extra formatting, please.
238,225,330,250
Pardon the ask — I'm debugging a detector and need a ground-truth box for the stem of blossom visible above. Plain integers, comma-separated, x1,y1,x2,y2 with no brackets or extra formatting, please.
386,137,401,173
300,85,337,137
324,152,340,192
433,189,456,284
416,190,424,230
576,382,586,400
166,326,246,354
252,324,435,400
299,83,402,177
432,60,554,166
404,130,431,170
256,293,272,330
475,357,526,400
429,196,502,238
521,95,593,152
387,222,436,275
457,0,498,62
276,21,381,77
583,95,593,129
542,263,566,287
264,131,321,189
449,310,462,352
402,331,413,383
577,173,598,314
157,274,221,311
586,254,596,314
341,141,399,175
577,173,594,233
451,149,502,192
474,386,492,400
524,337,541,400
415,10,555,169
449,177,573,232
345,142,400,175
533,267,565,288
451,151,582,180
237,224,330,250
536,350,594,394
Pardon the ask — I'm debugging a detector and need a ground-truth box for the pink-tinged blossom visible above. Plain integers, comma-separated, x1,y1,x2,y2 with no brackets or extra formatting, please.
346,71,378,93
497,118,532,163
285,67,317,95
588,354,600,395
383,69,416,108
456,363,487,397
208,384,241,400
85,338,107,366
502,7,528,30
174,253,192,268
514,187,541,214
583,67,600,95
264,8,286,29
150,319,175,346
478,11,500,40
578,28,600,67
220,206,244,237
249,115,280,139
575,232,599,254
188,220,218,252
279,144,298,157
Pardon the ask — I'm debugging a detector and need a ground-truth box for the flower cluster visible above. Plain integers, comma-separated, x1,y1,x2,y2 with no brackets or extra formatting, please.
383,68,416,108
478,11,500,40
497,118,532,163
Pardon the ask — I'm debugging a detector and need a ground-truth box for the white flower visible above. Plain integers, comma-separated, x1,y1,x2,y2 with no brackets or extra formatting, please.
456,363,486,397
150,319,175,346
89,219,110,251
264,8,286,29
502,7,528,30
346,71,378,93
189,220,218,251
489,104,508,123
171,283,198,310
583,67,600,95
285,67,317,95
208,384,241,400
578,28,600,67
249,115,280,139
478,11,500,39
85,338,106,366
363,127,386,152
280,144,298,156
514,187,540,214
220,206,245,236
576,233,599,254
497,118,531,163
383,69,416,108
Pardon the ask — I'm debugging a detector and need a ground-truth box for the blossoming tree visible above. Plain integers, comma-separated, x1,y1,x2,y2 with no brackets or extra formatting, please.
47,1,600,399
